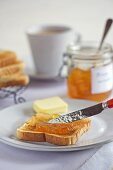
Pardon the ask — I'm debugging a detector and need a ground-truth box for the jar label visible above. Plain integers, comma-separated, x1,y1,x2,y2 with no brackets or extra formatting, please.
91,63,113,94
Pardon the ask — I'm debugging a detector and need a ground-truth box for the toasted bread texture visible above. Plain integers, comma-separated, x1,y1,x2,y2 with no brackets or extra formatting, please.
0,75,29,88
16,113,91,146
0,51,17,67
0,60,24,77
0,50,29,87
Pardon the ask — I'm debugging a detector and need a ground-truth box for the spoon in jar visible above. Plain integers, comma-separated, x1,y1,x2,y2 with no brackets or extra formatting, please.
98,18,112,51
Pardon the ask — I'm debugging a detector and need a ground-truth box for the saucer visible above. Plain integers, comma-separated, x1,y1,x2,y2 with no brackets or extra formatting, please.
26,68,65,80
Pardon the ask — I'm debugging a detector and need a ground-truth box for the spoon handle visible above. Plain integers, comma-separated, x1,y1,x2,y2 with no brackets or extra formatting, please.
98,18,112,51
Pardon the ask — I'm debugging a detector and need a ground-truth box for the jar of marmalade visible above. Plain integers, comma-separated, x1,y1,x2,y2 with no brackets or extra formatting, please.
64,41,113,102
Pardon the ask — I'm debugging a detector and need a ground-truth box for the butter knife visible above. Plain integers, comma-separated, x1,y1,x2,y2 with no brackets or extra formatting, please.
49,98,113,123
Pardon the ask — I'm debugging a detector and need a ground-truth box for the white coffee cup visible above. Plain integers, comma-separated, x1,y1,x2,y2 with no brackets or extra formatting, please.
26,24,80,78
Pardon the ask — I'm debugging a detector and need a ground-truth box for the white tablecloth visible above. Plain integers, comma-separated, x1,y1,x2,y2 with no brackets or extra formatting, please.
0,79,113,170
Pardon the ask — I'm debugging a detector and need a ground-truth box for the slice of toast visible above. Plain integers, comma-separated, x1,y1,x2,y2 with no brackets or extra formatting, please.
0,51,17,67
0,51,17,60
16,113,91,146
0,50,29,88
0,74,29,87
0,60,25,77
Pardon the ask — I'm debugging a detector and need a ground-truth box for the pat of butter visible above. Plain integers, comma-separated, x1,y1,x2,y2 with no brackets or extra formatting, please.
33,96,68,114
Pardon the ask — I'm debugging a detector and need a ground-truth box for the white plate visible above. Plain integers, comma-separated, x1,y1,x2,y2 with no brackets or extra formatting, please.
0,98,113,152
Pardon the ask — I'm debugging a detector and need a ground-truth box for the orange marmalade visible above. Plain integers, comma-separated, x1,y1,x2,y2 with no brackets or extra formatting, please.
35,119,90,135
66,42,113,102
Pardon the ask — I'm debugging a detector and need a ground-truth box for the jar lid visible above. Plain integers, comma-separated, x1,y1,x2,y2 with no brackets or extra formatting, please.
66,41,113,60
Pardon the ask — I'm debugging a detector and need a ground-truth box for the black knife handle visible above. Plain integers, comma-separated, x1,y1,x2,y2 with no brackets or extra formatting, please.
81,103,103,117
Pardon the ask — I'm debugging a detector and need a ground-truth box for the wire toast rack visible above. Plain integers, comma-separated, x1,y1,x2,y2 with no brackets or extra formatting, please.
0,86,27,104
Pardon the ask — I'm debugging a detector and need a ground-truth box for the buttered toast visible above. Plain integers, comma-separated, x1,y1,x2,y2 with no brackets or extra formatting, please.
16,113,91,146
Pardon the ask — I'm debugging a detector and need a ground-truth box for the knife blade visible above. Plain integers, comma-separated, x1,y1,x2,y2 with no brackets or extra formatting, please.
49,98,113,123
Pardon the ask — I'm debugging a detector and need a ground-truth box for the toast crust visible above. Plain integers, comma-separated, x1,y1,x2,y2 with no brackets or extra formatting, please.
16,115,91,146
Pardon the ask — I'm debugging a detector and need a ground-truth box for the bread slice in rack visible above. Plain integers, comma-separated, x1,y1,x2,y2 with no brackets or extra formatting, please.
0,74,29,88
0,60,25,77
16,113,91,146
0,51,17,67
0,50,16,59
0,50,29,88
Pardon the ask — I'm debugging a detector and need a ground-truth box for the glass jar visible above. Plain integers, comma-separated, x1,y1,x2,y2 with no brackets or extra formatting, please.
64,41,113,102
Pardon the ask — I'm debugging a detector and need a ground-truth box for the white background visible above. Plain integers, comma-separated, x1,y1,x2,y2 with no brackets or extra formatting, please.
0,0,113,68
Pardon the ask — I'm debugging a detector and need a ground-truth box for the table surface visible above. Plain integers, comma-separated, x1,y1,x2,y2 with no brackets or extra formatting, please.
0,0,113,169
0,80,113,170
